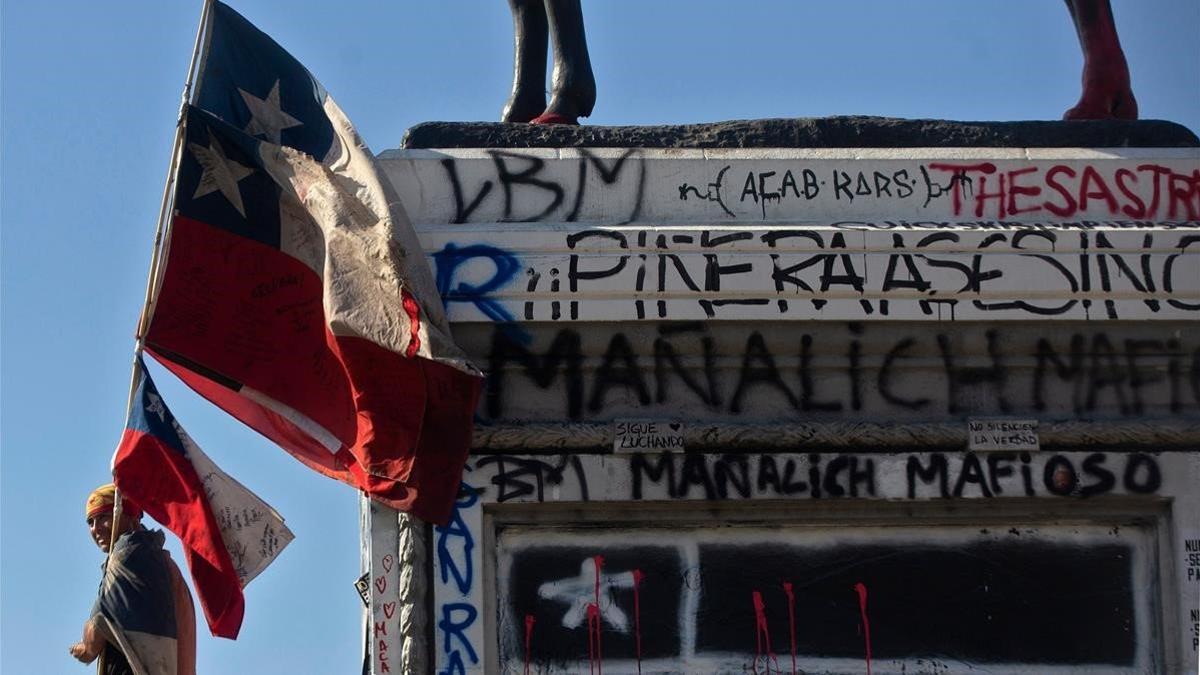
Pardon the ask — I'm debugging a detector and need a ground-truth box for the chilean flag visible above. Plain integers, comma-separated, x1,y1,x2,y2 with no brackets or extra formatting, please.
113,358,293,638
144,2,482,524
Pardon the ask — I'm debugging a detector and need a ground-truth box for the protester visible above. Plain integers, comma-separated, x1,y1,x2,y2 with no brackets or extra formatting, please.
70,483,196,675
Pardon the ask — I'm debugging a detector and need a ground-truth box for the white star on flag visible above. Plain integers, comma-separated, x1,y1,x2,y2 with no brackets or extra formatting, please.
145,391,168,423
188,138,254,217
239,80,302,144
537,557,636,632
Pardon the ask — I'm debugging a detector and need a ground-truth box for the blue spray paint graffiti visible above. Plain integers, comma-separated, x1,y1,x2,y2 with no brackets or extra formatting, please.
438,603,480,675
437,484,478,594
434,243,522,323
436,483,481,675
434,241,532,346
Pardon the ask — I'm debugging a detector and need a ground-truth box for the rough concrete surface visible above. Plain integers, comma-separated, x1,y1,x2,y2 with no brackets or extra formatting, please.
402,116,1199,149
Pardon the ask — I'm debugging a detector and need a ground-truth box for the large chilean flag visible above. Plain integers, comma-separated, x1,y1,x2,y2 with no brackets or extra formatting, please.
144,2,482,524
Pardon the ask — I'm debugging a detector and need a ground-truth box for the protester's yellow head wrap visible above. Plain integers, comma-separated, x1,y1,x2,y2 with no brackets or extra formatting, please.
85,483,141,521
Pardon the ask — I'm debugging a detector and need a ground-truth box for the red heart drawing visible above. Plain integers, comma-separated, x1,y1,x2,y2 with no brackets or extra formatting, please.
383,602,397,619
381,554,394,573
374,576,387,594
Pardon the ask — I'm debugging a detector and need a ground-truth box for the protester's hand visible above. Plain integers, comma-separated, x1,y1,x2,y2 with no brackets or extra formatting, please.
69,641,98,664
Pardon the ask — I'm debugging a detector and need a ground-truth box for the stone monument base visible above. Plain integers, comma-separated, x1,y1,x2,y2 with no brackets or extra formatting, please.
402,116,1199,149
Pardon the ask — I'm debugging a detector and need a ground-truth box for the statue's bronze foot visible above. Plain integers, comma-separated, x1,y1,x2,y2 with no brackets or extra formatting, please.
501,91,548,123
1063,80,1138,120
1064,50,1137,120
530,78,594,125
1061,0,1138,121
530,111,577,125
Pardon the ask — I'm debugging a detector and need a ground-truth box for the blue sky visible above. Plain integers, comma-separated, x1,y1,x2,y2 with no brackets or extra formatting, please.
2,1,1196,673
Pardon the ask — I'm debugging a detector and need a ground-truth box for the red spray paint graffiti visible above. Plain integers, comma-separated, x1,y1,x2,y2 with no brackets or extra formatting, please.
751,590,781,674
587,555,605,675
524,614,536,675
586,604,601,675
924,162,1200,220
854,582,873,675
631,568,645,675
782,581,797,675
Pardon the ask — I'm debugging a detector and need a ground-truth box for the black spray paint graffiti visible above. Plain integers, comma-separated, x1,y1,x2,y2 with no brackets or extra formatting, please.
501,538,1141,670
466,452,1163,505
733,167,918,211
1191,607,1198,653
831,219,1200,231
430,150,1200,224
474,454,591,503
484,323,1200,421
604,229,1196,320
626,451,1161,502
435,229,1199,321
683,161,1200,221
735,167,914,218
678,165,735,218
630,452,875,501
1187,538,1200,583
440,149,647,224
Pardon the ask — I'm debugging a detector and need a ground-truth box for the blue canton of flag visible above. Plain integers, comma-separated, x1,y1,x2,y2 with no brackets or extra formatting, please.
196,4,335,160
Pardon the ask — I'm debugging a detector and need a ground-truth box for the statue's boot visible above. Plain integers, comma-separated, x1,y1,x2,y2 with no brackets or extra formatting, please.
502,0,549,123
1063,57,1138,120
531,0,595,125
1062,0,1138,120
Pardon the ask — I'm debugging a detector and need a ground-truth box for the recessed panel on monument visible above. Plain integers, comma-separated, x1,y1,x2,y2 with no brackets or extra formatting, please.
494,519,1158,674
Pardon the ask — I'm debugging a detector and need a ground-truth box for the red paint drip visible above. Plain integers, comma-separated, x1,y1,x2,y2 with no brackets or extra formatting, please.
523,614,536,675
588,556,605,675
586,604,602,675
782,582,796,675
593,555,604,604
751,590,780,674
631,569,645,675
853,582,872,675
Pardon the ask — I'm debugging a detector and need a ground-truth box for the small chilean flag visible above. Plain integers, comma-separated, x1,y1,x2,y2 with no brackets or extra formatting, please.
113,358,293,638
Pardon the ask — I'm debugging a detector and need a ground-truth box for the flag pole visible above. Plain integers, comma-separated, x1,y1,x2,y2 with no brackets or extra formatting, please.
133,0,214,349
101,2,214,672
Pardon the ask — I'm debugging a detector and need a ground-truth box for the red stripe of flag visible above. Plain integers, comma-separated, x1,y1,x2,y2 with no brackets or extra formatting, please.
113,427,245,638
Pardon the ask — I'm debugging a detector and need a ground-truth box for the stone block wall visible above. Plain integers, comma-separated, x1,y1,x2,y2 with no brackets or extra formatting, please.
366,136,1198,675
